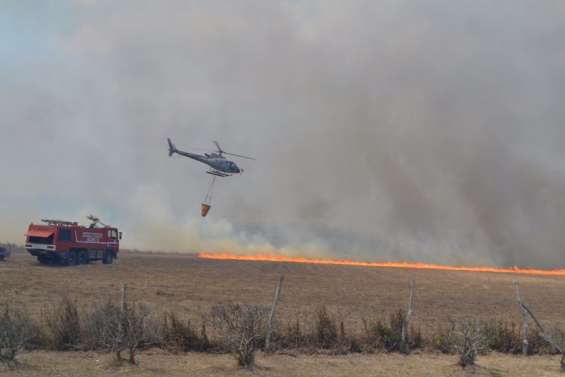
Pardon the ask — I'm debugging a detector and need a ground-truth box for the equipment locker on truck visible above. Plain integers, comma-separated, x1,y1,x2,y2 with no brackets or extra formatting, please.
25,216,121,265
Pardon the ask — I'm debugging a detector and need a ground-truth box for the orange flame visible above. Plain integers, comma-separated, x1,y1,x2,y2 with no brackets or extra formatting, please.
198,252,565,277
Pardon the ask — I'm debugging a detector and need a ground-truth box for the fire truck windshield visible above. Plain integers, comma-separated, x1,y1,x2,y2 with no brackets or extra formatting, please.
28,235,54,244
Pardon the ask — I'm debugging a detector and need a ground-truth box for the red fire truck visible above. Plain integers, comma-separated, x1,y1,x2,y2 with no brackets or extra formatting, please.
25,217,121,265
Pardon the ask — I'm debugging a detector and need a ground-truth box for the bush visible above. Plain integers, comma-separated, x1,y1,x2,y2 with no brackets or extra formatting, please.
380,310,403,352
433,319,458,354
81,295,149,364
433,319,554,356
273,319,305,350
42,297,81,350
106,301,149,364
10,290,565,365
273,313,360,354
0,302,33,368
210,304,268,368
364,309,412,352
454,320,485,368
410,325,424,350
81,300,122,351
527,327,555,355
481,320,521,354
161,312,209,352
338,321,362,354
315,306,338,349
288,319,304,349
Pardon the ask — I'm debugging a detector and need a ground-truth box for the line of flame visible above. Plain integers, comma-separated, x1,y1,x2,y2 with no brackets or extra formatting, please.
197,252,565,277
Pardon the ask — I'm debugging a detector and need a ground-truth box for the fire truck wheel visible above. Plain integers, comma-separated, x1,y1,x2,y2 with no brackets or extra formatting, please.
38,256,49,265
71,251,80,266
79,251,89,264
60,255,70,266
103,250,113,264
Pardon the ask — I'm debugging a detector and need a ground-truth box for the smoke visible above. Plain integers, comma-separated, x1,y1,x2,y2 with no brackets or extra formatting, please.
123,184,330,258
2,0,565,267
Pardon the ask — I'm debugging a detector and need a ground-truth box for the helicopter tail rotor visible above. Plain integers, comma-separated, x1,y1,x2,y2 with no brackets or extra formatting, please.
167,138,177,157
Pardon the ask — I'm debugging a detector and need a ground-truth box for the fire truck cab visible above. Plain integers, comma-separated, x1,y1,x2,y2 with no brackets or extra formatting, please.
25,218,121,265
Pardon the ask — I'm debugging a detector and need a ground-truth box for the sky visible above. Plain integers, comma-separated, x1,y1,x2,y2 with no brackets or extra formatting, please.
2,0,565,267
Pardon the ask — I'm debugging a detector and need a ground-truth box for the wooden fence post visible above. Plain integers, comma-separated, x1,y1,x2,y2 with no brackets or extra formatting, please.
514,281,565,370
401,280,415,354
514,281,529,356
121,283,128,312
265,275,284,351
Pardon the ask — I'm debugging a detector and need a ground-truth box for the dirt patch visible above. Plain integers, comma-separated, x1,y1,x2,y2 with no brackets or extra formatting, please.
1,351,563,377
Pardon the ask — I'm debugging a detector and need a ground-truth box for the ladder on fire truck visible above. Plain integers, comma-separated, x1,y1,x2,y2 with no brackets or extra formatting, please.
41,219,78,226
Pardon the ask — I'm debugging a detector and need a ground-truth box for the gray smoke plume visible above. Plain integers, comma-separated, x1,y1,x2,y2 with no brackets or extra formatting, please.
2,0,565,267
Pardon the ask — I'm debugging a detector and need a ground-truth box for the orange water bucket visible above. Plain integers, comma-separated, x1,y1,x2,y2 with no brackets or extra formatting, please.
201,203,211,217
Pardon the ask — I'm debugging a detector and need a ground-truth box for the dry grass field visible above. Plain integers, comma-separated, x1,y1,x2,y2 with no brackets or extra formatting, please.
2,250,565,376
3,250,565,333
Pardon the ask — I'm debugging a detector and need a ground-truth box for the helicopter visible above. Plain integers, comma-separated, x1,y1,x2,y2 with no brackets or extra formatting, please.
167,138,254,177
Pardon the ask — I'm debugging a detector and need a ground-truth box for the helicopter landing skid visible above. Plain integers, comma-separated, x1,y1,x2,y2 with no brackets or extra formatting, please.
206,170,231,177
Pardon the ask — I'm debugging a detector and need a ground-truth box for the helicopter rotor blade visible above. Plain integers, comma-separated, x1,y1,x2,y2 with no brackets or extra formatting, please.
212,140,254,159
223,152,255,160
